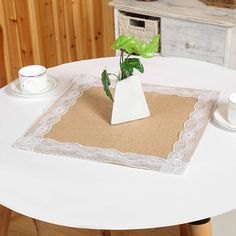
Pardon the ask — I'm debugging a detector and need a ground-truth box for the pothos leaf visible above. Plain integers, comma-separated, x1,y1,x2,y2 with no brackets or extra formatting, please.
112,35,137,51
126,58,144,73
138,35,160,58
101,69,114,102
121,58,144,79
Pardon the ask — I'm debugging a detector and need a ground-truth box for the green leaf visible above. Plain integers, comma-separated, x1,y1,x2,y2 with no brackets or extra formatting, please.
139,35,160,58
101,69,114,102
120,63,132,78
124,42,139,55
113,34,160,58
150,35,160,50
112,35,136,51
121,58,144,78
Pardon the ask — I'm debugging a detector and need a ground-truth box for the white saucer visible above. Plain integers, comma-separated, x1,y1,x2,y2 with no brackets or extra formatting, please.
213,104,236,131
9,75,58,98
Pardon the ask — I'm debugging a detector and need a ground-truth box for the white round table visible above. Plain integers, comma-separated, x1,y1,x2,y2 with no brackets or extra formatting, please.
0,57,236,231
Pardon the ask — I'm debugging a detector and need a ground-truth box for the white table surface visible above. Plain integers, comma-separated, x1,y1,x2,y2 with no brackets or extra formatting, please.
0,57,236,230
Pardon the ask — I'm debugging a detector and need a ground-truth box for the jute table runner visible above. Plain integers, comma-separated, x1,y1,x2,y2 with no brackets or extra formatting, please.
13,75,219,175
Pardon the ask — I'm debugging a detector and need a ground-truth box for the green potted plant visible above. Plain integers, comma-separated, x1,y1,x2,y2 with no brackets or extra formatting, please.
101,34,159,124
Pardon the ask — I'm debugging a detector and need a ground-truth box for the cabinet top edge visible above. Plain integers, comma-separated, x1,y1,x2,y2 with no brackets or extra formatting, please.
109,0,236,27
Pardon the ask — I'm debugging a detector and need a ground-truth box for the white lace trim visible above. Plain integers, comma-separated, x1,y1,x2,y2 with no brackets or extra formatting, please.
13,74,219,175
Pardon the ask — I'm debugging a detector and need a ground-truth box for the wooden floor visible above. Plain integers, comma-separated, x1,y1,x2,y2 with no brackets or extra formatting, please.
7,212,180,236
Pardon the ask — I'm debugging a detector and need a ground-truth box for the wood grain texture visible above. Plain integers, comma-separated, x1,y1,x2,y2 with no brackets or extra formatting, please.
201,0,236,9
0,205,11,236
33,219,50,236
35,0,58,67
0,26,7,88
101,230,112,236
0,0,115,83
0,0,22,82
189,221,212,236
179,224,190,236
7,212,180,236
14,0,34,67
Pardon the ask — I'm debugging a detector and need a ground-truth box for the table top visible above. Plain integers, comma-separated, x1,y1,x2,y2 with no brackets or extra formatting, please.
0,57,236,230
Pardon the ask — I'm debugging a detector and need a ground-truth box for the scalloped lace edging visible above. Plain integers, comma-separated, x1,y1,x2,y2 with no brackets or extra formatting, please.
12,74,219,175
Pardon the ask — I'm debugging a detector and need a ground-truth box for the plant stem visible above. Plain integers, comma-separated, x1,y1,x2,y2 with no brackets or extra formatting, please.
107,73,118,79
120,49,124,80
126,54,131,59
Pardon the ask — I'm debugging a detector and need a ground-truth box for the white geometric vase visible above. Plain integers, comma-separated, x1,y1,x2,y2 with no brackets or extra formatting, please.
111,74,150,125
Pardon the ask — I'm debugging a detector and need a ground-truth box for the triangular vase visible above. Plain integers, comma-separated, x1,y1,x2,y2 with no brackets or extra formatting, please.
111,75,150,125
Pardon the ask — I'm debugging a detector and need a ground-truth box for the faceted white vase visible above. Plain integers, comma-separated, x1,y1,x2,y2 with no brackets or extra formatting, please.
111,75,150,125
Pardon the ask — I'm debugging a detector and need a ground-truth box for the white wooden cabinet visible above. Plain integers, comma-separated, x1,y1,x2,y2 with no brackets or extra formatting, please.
110,0,236,69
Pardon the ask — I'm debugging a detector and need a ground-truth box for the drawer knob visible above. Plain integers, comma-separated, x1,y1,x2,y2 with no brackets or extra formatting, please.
185,42,195,49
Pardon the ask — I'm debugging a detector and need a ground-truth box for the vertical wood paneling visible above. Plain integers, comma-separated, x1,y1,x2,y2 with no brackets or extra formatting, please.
0,26,7,87
71,0,84,60
63,0,77,61
0,2,8,84
0,0,115,83
35,0,58,67
27,0,44,65
52,0,68,64
74,0,94,59
101,0,115,56
14,0,34,66
93,1,105,58
1,0,22,81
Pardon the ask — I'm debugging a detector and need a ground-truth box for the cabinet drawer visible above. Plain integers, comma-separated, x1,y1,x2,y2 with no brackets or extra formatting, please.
161,18,227,65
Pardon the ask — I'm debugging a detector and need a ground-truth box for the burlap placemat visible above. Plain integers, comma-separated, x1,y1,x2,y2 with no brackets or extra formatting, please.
13,75,219,175
46,87,196,159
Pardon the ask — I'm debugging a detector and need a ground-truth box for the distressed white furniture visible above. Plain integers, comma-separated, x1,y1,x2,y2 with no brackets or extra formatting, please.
110,0,236,69
1,57,236,235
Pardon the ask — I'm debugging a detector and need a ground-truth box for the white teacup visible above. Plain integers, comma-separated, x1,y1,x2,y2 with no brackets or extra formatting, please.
19,65,48,93
228,93,236,125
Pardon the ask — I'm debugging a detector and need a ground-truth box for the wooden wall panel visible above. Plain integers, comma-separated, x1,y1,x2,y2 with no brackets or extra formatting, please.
101,0,115,57
93,0,105,58
0,0,23,81
74,0,95,59
33,0,60,66
14,0,34,66
64,1,77,61
0,26,7,87
15,0,33,66
0,0,115,83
